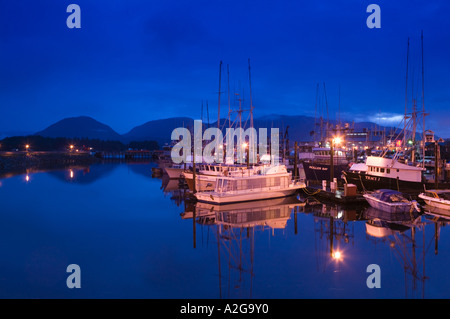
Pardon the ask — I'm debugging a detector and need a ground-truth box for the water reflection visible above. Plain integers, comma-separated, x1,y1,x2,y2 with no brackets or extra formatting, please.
2,162,450,298
181,196,305,298
177,184,450,298
363,206,429,298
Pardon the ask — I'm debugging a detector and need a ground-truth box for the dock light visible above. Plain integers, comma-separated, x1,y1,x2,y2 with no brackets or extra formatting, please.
25,144,30,150
333,137,342,145
332,250,342,261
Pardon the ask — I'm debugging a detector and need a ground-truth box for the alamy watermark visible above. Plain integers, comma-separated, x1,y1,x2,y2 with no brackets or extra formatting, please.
366,264,381,288
66,264,81,289
170,120,280,165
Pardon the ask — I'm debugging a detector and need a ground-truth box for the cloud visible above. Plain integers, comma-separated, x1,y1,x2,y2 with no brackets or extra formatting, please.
350,112,404,127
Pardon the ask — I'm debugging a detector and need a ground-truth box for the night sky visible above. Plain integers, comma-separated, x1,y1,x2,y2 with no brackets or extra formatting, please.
1,1,449,137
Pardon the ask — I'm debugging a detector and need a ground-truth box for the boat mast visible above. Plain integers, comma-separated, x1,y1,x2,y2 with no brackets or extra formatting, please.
248,58,254,129
421,30,426,169
227,64,231,129
404,38,410,147
248,58,255,161
323,82,329,142
217,61,223,130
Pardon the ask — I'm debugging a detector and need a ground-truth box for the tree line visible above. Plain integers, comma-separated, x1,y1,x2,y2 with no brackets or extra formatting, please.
0,135,159,152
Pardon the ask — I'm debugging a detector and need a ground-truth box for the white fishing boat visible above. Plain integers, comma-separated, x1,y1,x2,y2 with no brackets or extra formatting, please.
418,189,450,210
343,156,426,192
194,165,306,204
363,189,420,213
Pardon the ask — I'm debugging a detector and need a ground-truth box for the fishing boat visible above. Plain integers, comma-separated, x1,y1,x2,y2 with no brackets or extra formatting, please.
343,156,425,192
418,189,450,210
300,146,349,181
363,189,420,213
194,165,306,204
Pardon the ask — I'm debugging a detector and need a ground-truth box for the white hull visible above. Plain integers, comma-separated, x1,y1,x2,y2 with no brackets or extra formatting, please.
419,194,450,211
182,171,217,191
164,167,184,179
195,185,303,204
363,194,416,213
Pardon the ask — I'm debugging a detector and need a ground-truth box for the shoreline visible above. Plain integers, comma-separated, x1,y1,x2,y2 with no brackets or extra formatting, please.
0,151,102,179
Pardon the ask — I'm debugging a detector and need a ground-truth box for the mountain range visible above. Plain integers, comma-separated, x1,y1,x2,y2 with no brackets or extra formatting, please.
33,115,395,146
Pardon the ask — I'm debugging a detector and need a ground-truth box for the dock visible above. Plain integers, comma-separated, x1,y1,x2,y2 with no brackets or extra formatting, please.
301,182,368,206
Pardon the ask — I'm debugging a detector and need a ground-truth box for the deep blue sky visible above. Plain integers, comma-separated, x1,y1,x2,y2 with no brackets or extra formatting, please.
1,1,449,137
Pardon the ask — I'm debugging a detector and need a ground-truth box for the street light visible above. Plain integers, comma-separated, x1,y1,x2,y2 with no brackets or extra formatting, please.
25,144,30,152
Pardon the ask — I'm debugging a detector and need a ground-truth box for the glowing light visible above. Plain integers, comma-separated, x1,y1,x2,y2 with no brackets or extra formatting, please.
70,145,74,150
333,137,342,145
25,144,30,150
332,250,342,261
25,175,30,182
70,169,74,179
242,142,248,149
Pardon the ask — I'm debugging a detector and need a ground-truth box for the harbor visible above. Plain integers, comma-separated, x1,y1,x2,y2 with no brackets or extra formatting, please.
2,160,450,298
2,0,450,303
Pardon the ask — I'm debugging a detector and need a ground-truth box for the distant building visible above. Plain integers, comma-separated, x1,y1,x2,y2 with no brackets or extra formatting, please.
425,130,435,143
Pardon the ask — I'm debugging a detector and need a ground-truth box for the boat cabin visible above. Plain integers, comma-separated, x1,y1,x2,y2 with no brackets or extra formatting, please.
214,173,291,193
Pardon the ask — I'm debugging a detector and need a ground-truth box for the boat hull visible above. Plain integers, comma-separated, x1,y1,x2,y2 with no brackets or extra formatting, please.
195,186,303,205
418,195,450,211
164,167,184,179
302,162,348,181
183,172,216,192
343,170,450,194
343,170,423,193
363,194,415,213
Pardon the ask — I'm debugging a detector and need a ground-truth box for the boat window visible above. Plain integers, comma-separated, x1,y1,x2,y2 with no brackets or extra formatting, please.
397,169,399,172
380,168,385,173
376,167,379,172
387,169,390,174
222,179,228,192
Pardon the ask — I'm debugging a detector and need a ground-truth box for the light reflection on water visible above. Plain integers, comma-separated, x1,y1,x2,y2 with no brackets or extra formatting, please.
1,162,450,299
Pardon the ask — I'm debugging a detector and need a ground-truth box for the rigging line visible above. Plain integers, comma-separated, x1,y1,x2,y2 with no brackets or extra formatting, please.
404,37,410,147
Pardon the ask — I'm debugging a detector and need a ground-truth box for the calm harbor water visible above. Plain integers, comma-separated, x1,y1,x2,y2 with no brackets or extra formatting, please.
1,162,450,299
